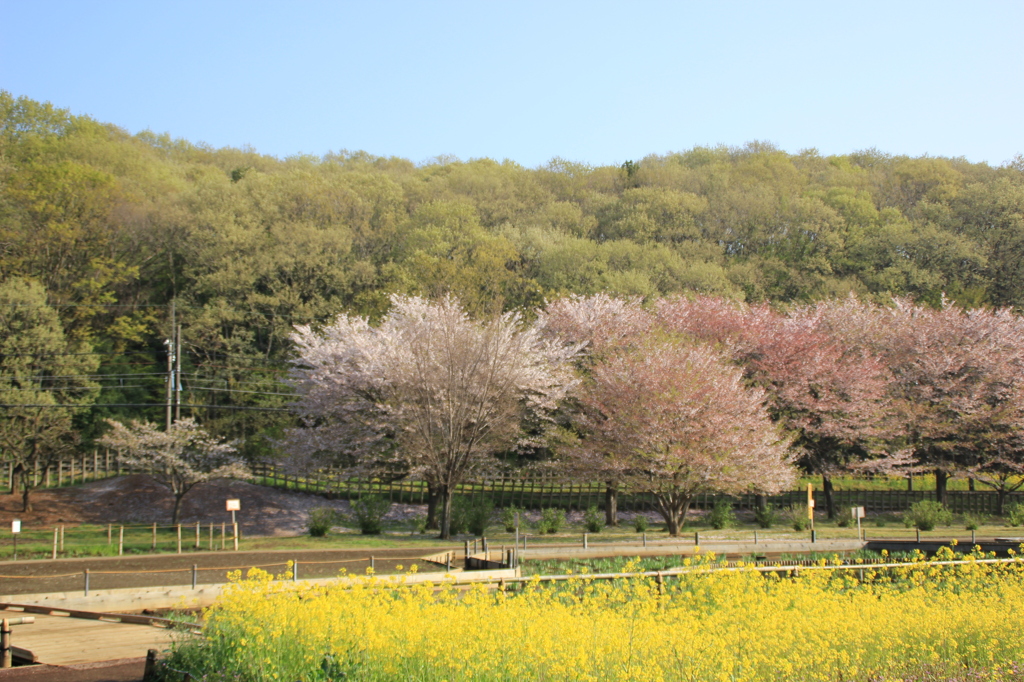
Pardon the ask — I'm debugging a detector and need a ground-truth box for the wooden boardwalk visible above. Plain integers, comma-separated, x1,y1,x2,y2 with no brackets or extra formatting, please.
3,612,176,666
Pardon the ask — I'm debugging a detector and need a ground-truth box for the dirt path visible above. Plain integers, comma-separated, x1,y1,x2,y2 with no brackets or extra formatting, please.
0,546,458,596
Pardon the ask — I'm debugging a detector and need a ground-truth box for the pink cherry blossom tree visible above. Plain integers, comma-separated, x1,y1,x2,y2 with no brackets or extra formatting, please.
656,295,891,518
574,338,794,535
537,294,653,525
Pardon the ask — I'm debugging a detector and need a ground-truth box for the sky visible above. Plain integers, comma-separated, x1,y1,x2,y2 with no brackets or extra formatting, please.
2,1,1022,168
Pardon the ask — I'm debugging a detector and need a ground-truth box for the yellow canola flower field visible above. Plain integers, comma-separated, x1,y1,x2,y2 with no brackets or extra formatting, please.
167,548,1024,682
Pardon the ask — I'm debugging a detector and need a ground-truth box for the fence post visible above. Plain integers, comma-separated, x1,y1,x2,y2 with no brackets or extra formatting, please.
221,522,226,551
192,564,198,590
107,524,112,545
118,526,124,556
293,560,298,582
52,528,57,560
59,526,64,552
84,569,90,597
195,522,200,550
643,532,647,548
370,556,375,572
583,533,588,549
694,531,700,546
152,523,157,551
233,523,238,551
177,525,182,554
209,523,213,551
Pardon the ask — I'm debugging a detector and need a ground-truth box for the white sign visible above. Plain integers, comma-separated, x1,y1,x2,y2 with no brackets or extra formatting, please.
11,520,21,533
851,506,866,519
226,499,241,512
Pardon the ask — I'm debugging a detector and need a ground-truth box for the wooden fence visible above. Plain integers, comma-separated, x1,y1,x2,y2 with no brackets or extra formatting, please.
4,458,1020,515
247,463,1023,515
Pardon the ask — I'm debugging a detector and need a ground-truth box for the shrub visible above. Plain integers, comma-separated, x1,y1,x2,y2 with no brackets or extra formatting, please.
350,495,391,535
537,508,565,534
466,497,494,536
708,499,736,530
449,496,493,536
1008,502,1024,527
836,514,852,528
963,512,986,531
307,507,337,537
753,504,777,529
500,505,524,533
784,505,810,531
904,500,953,531
583,505,603,533
633,514,650,533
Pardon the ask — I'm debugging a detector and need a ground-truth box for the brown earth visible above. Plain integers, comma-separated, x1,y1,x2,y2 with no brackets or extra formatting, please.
0,474,429,536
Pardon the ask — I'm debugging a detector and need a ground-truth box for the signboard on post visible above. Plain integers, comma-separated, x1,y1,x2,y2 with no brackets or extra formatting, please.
226,499,240,526
852,506,866,540
806,484,815,530
11,520,20,561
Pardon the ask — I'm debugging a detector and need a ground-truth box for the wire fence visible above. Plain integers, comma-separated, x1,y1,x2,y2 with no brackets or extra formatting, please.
0,522,243,560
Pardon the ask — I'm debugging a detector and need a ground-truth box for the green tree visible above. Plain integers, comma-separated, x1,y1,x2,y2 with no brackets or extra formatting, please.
0,278,98,510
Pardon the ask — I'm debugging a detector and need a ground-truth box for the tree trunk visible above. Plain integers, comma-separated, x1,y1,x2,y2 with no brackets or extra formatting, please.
935,469,948,507
604,483,618,527
21,485,32,513
822,475,836,520
998,487,1008,517
426,484,441,530
755,494,767,512
439,486,454,540
654,494,691,536
172,493,185,524
10,464,21,496
968,477,975,491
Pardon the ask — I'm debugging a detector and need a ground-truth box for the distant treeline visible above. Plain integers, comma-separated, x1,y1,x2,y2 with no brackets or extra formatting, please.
1,91,1022,453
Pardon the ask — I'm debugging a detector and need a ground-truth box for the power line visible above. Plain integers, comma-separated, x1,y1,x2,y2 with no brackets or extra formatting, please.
0,403,291,412
186,386,294,398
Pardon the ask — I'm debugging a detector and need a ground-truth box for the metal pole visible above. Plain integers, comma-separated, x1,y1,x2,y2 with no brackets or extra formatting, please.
293,560,298,582
52,528,57,560
233,523,238,551
118,526,124,556
60,525,64,552
195,522,200,549
177,525,182,554
165,301,175,431
174,323,182,423
191,564,197,590
152,523,156,550
84,569,90,597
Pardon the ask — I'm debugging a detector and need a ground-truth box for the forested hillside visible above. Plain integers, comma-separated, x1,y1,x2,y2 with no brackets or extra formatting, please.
2,91,1023,456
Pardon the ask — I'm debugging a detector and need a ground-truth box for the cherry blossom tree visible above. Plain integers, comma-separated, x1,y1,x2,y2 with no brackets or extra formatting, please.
657,295,891,518
538,294,653,525
99,418,247,523
873,299,1024,505
574,339,794,535
287,295,579,539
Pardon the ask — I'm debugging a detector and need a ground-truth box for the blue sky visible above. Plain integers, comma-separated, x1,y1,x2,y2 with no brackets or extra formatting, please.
2,1,1021,167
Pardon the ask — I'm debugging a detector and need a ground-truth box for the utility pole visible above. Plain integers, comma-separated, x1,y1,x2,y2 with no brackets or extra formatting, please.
165,301,175,431
174,322,182,422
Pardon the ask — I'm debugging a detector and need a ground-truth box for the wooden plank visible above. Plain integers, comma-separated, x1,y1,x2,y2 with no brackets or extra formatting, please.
9,613,175,666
